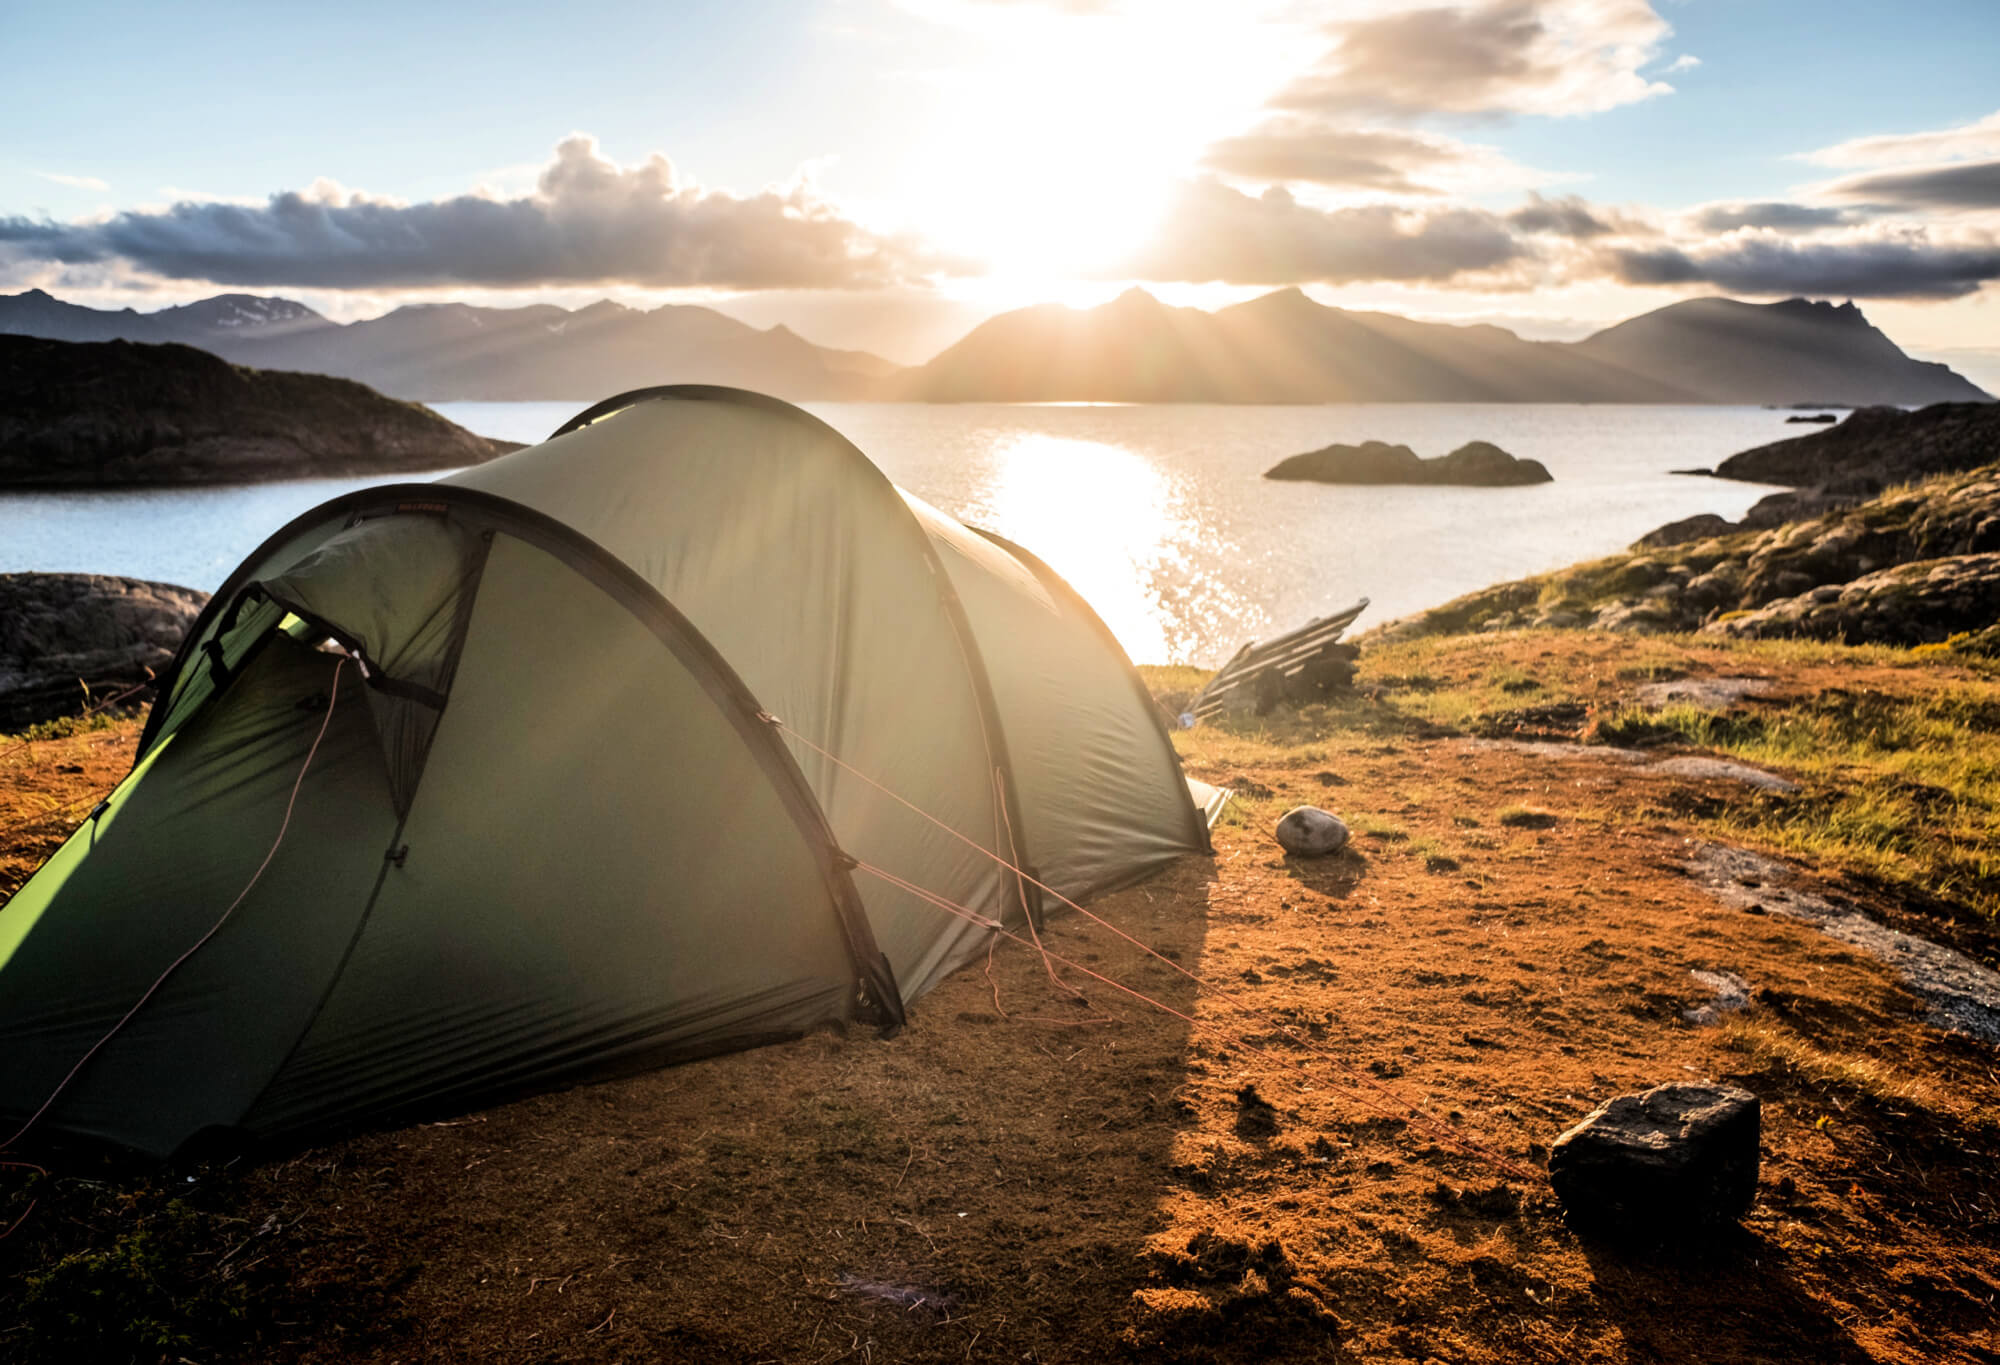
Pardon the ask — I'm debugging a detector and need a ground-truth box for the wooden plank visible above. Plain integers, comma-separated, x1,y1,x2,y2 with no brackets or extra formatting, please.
1189,598,1368,720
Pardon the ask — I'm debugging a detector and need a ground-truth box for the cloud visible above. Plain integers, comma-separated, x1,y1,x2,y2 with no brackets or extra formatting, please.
33,171,108,191
1508,192,1622,238
1662,53,1699,72
1820,160,2000,211
0,136,948,291
1804,109,2000,168
1201,120,1520,194
1276,0,1674,120
1691,201,1859,233
1121,178,1528,285
1604,236,2000,300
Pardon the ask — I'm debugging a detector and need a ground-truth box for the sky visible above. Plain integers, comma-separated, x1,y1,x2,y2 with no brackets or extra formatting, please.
5,0,1999,384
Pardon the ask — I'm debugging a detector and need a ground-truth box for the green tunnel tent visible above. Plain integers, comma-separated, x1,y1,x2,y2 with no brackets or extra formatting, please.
0,387,1218,1159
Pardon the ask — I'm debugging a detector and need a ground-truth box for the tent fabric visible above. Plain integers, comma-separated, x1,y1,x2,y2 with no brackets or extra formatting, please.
901,494,1207,911
446,395,1030,1000
0,386,1212,1159
257,513,489,815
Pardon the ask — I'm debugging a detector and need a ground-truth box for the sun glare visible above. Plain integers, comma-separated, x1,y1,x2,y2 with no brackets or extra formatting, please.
964,432,1192,663
899,3,1306,287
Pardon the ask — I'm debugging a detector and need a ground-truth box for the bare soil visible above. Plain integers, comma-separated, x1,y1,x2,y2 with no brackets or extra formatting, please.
2,658,1998,1363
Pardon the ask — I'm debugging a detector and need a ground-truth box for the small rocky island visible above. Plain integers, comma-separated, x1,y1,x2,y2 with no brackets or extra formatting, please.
1264,439,1552,487
0,335,517,485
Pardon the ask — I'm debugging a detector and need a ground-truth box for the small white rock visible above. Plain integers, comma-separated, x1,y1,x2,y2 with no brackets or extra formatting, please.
1275,806,1349,857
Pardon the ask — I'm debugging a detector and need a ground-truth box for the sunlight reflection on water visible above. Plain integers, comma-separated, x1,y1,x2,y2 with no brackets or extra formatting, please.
959,433,1248,664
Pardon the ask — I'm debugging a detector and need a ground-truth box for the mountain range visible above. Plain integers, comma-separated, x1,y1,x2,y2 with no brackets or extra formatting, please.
2,287,1987,407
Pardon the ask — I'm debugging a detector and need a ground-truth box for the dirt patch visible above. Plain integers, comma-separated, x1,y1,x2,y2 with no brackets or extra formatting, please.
0,722,138,900
3,693,1998,1363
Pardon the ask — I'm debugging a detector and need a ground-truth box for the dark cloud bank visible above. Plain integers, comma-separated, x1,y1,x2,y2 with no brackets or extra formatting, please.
0,136,943,290
1610,238,2000,300
4,133,1998,303
1826,159,2000,211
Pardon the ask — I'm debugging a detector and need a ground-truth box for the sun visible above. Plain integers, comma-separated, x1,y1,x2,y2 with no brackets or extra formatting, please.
892,3,1308,288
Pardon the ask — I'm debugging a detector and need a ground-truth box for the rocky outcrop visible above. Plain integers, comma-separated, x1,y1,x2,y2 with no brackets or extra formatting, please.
1634,513,1736,549
1708,553,2000,649
1715,402,2000,490
0,335,517,485
0,573,208,730
1265,439,1551,486
1373,465,2000,650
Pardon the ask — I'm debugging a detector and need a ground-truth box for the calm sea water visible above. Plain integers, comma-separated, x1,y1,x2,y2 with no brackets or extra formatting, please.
0,402,1788,665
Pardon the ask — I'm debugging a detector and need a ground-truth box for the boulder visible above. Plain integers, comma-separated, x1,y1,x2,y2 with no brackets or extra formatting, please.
1633,513,1737,551
1592,599,1680,634
0,573,208,730
1740,484,1885,531
1681,569,1739,611
1549,1082,1760,1239
1274,807,1349,857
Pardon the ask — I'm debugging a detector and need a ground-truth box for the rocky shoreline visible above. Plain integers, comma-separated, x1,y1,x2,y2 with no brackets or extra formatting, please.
1377,403,2000,651
1376,464,2000,649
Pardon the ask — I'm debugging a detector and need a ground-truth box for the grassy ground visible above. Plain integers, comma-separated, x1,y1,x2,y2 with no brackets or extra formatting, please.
3,632,1998,1362
1151,630,2000,962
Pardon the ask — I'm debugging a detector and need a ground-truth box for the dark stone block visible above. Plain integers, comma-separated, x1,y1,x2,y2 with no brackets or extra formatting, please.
1549,1082,1759,1240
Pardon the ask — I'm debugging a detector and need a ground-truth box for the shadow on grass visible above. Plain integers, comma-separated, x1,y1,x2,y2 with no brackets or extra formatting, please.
1578,1232,1875,1365
2,855,1229,1364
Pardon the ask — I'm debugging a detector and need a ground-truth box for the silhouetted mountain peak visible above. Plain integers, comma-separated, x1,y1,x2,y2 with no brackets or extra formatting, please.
1763,296,1872,328
905,287,1988,404
1573,294,1986,405
0,286,1984,406
1232,286,1333,322
158,294,326,330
